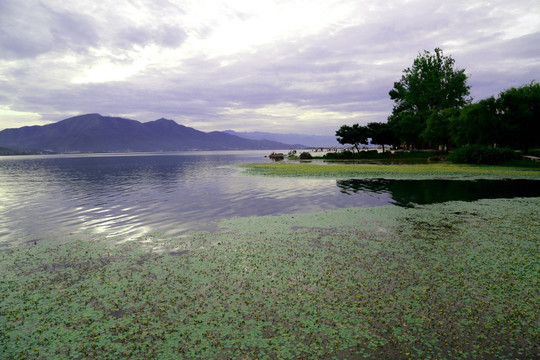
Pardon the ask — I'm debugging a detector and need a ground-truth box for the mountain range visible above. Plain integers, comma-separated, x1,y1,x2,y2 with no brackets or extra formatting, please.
224,130,340,148
0,114,306,153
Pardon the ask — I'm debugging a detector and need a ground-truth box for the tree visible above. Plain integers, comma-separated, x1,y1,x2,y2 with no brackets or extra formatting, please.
450,97,504,147
335,124,369,152
497,81,540,152
367,122,397,152
421,108,458,152
449,82,540,151
388,48,471,149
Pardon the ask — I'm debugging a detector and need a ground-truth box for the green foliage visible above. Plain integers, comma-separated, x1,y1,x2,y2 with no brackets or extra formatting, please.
450,97,500,146
421,108,459,150
497,81,540,151
2,197,539,359
448,82,540,150
298,152,313,160
322,150,442,163
526,148,540,157
388,48,471,148
335,124,369,152
379,49,537,152
388,112,425,147
323,149,378,160
334,122,396,154
367,122,397,151
449,145,519,165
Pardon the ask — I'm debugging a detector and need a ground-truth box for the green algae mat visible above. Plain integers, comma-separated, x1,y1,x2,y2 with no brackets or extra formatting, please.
237,162,540,180
1,197,539,359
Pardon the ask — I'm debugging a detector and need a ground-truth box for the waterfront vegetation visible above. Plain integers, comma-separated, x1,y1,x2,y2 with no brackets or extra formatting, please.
239,162,540,180
1,196,539,359
292,148,540,167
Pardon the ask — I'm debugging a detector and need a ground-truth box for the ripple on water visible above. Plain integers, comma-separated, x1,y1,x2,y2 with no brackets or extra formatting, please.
1,153,539,245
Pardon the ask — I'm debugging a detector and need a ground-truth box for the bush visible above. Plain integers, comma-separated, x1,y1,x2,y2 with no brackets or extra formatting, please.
299,152,313,160
526,149,540,157
449,145,519,165
323,150,355,159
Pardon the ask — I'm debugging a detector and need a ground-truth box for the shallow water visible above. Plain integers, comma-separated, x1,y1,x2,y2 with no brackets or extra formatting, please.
1,151,538,244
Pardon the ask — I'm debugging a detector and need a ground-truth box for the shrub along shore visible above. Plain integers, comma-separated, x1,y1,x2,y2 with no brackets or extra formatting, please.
1,164,539,359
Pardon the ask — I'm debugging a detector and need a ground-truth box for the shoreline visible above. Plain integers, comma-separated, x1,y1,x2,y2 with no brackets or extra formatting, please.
237,162,540,180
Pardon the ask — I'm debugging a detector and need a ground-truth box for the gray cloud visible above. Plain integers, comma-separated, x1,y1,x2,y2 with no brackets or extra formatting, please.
0,1,99,59
115,24,187,49
0,0,539,134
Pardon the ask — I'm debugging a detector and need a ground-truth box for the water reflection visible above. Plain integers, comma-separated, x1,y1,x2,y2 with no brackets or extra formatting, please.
0,152,365,244
337,179,540,207
0,153,272,243
2,152,540,245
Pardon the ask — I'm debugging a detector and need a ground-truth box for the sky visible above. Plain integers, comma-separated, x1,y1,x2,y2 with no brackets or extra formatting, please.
0,0,539,135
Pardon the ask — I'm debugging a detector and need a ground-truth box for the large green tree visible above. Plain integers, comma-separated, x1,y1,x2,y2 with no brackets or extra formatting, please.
388,48,471,148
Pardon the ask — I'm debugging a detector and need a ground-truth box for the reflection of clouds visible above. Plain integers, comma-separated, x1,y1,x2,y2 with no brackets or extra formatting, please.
75,206,146,240
220,175,337,200
2,155,393,245
2,153,415,245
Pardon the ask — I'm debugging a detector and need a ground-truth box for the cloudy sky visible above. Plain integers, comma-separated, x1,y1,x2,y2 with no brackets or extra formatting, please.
1,0,539,134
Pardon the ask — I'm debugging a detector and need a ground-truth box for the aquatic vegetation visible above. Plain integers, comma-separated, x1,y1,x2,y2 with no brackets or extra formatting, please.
1,197,539,359
237,162,540,180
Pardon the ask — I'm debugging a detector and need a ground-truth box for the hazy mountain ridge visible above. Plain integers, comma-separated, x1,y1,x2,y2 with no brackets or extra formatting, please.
223,130,339,148
0,114,302,153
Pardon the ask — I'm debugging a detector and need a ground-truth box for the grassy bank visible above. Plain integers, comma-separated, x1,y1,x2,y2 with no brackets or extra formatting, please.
1,197,539,359
238,162,540,180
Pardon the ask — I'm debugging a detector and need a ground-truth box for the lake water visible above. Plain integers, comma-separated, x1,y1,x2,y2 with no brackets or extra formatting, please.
1,150,539,245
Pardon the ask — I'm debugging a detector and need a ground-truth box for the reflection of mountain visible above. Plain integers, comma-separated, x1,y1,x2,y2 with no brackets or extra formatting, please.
336,179,540,206
0,113,299,153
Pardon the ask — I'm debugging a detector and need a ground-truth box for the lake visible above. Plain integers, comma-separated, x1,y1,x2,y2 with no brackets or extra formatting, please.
1,150,539,245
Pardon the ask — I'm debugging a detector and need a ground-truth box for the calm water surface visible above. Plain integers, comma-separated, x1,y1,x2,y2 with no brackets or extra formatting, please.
1,151,539,245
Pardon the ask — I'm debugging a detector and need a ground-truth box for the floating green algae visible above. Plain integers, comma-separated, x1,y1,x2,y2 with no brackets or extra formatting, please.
1,198,539,359
237,162,540,180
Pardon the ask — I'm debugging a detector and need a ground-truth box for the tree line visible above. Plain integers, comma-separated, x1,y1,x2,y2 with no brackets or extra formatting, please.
336,48,540,153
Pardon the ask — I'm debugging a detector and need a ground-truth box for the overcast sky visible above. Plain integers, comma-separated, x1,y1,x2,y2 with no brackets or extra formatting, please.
0,0,539,134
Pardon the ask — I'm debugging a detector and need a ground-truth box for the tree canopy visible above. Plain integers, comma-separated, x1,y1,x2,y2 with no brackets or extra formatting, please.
451,82,540,151
334,122,396,152
497,81,540,152
388,48,471,148
421,108,459,152
367,122,397,152
334,50,538,156
335,124,369,152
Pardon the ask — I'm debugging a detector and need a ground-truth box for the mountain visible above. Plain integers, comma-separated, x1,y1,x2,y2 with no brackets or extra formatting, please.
0,114,301,153
223,130,340,148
